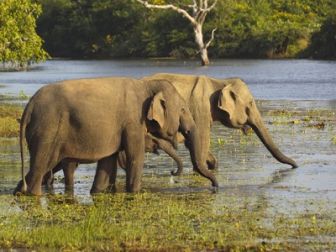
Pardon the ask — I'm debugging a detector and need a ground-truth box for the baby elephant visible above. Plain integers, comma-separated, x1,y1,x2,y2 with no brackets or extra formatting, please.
14,77,197,195
43,133,184,190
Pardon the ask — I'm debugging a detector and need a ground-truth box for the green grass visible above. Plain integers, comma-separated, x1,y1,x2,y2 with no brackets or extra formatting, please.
0,104,23,137
0,193,335,251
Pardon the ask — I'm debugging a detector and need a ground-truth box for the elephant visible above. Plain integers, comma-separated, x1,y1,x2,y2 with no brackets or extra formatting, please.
14,77,206,195
91,73,297,191
42,133,184,190
140,73,298,171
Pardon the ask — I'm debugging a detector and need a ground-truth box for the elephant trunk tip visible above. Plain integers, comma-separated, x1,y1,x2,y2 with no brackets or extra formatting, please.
291,161,299,169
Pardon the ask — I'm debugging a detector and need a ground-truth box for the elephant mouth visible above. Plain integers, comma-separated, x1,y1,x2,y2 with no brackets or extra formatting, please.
151,131,178,149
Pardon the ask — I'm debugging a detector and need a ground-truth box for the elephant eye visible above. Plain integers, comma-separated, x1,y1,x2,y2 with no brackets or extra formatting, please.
230,91,236,101
245,107,251,116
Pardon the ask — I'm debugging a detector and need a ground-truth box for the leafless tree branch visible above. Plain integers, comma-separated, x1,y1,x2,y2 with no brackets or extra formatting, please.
205,28,217,49
135,0,197,26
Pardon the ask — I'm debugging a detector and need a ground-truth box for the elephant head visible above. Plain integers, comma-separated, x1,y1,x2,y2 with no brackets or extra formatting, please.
145,80,219,187
146,81,195,148
214,78,297,168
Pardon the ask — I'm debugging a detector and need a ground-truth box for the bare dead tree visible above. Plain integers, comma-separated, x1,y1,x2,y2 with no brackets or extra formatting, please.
135,0,218,66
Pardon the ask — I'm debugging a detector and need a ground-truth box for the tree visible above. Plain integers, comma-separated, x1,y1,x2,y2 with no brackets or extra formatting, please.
306,12,336,59
0,0,48,70
135,0,218,65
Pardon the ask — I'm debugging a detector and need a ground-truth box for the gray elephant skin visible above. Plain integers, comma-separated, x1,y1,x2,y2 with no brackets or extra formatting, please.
14,77,198,195
94,73,297,191
142,73,298,171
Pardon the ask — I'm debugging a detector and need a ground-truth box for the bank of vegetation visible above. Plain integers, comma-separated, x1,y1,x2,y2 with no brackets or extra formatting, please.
1,0,336,70
36,0,336,60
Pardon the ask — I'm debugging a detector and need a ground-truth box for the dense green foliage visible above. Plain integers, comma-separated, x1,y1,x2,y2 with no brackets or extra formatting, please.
35,0,336,59
0,0,48,70
304,11,336,59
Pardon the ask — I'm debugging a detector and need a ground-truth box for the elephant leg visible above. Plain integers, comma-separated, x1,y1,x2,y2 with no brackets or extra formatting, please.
107,164,118,193
117,151,127,170
206,151,217,170
26,145,61,195
90,155,117,194
63,162,78,191
124,127,145,193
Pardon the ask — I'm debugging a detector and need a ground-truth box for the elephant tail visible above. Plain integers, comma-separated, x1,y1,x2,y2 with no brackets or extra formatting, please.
18,100,34,194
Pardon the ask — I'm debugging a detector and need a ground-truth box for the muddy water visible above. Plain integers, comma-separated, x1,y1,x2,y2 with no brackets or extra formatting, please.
0,100,335,219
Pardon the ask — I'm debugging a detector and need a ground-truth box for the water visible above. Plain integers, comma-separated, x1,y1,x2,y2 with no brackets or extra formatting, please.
0,59,335,100
0,60,335,248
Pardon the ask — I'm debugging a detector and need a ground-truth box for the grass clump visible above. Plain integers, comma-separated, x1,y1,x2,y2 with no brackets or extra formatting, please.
0,104,22,137
332,136,336,145
0,194,336,251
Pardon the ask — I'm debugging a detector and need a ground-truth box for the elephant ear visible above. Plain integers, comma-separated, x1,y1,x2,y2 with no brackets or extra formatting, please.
147,91,166,129
218,84,235,120
218,85,248,124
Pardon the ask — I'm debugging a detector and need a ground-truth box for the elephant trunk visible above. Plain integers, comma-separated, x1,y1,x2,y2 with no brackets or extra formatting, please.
249,115,298,168
185,126,218,187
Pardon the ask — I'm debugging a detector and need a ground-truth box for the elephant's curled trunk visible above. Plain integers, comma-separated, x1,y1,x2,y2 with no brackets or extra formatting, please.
250,117,298,168
185,126,218,187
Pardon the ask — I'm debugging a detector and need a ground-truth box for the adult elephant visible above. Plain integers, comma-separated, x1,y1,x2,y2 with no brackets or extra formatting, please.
142,73,298,170
14,77,213,195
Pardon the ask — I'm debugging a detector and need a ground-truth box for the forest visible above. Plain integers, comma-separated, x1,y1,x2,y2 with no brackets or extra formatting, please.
1,0,336,67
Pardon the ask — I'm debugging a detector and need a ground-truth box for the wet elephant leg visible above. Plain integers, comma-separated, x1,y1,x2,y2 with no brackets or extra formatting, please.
124,127,145,193
63,162,78,191
90,155,117,194
26,146,61,195
107,164,118,192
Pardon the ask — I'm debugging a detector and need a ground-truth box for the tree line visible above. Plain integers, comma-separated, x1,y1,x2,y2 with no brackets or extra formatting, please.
1,0,335,69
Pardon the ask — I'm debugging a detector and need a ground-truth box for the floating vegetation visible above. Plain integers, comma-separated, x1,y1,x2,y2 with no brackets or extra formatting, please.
332,136,336,145
308,122,326,129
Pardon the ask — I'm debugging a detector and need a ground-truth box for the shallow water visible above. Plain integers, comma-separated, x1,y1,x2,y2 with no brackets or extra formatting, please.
0,60,335,249
0,100,335,219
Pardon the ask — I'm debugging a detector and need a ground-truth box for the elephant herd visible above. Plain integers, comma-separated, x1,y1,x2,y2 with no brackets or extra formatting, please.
14,73,298,196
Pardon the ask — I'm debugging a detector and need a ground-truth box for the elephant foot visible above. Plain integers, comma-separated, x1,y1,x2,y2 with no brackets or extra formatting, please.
13,180,26,196
170,169,182,176
90,186,106,194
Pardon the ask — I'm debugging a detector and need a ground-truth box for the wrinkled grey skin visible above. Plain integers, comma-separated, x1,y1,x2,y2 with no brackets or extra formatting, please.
14,77,196,195
141,73,298,171
43,133,183,190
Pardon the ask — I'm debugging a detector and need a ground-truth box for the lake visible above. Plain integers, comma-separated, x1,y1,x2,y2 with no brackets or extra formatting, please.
0,59,335,250
0,59,335,100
